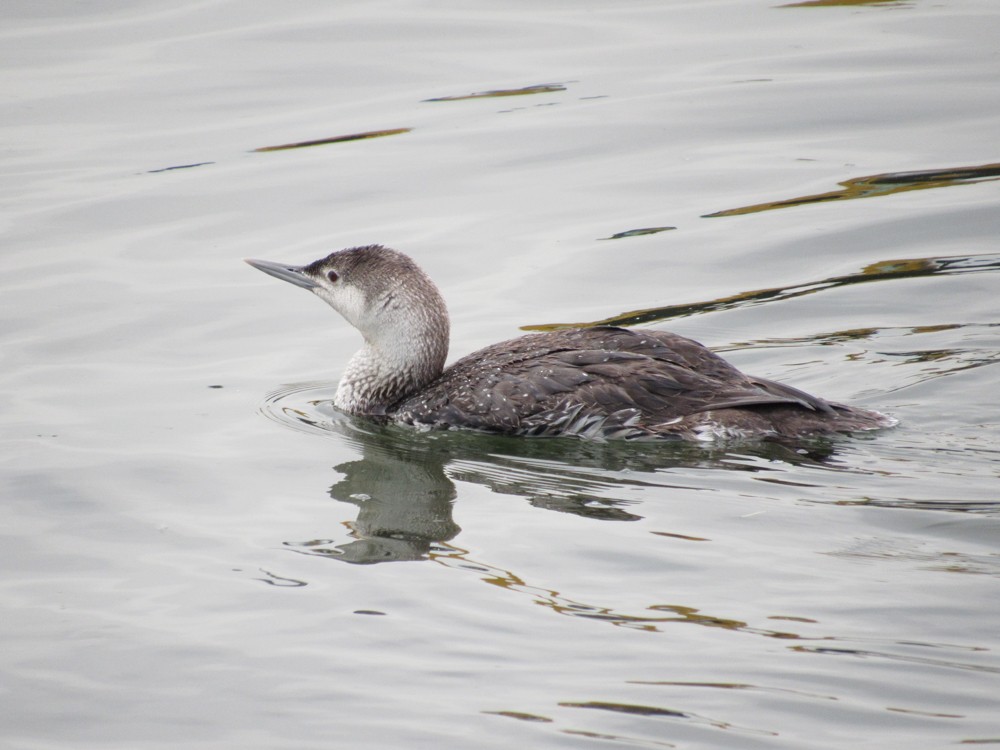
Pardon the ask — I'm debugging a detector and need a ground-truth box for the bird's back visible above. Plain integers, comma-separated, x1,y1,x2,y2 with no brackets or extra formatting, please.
391,326,891,440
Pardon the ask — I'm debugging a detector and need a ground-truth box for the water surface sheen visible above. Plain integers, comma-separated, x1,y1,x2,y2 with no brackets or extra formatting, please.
2,1,999,749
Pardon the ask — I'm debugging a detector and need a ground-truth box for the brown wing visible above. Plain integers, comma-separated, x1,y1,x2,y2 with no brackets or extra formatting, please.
394,326,824,435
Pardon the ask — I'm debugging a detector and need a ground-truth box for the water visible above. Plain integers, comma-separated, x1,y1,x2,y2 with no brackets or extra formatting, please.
2,1,999,748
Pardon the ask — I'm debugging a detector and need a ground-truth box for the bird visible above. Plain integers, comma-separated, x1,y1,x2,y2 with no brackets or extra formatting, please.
245,245,895,441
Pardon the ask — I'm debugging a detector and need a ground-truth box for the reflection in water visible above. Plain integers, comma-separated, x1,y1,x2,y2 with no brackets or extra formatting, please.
286,434,460,563
722,321,1000,400
828,534,1000,574
599,227,676,240
704,162,1000,218
524,252,1000,330
252,128,412,153
559,728,678,747
262,392,844,636
147,161,215,173
780,0,911,6
559,700,777,737
433,546,798,636
627,680,837,702
481,711,553,724
790,644,1000,675
253,569,308,587
874,328,1000,390
835,497,1000,515
422,83,566,102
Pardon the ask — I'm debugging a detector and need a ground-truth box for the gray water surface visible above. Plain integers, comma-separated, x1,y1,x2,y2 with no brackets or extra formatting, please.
3,2,999,748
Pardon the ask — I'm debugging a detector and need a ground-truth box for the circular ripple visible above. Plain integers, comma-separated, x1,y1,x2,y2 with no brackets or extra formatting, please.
259,381,347,438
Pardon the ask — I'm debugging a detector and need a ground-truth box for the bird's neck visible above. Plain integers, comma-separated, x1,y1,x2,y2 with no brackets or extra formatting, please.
334,315,448,416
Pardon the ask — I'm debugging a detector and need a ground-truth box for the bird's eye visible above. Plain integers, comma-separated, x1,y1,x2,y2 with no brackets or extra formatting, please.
327,270,340,283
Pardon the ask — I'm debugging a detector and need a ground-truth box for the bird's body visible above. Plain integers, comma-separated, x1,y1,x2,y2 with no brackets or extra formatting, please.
246,245,894,441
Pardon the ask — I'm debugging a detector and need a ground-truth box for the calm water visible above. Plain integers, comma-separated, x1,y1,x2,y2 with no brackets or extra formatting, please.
3,1,999,748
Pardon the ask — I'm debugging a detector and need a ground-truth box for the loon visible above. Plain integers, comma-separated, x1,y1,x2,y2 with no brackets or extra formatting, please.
245,245,894,441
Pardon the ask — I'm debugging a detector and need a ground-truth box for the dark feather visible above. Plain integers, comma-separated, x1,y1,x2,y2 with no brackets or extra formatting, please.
393,326,893,439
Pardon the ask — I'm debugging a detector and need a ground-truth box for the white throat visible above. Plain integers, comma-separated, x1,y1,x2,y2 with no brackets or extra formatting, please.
328,285,449,415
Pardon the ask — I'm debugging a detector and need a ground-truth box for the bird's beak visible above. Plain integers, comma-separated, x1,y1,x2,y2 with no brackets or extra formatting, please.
244,258,318,290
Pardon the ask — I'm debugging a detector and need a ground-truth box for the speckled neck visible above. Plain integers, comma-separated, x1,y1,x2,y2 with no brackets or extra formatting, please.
335,329,447,415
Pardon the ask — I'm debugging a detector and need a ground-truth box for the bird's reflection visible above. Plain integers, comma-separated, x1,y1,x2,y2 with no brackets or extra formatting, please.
268,396,866,637
277,405,846,564
291,429,461,563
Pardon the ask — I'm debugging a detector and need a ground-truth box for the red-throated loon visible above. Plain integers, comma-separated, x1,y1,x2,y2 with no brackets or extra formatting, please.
245,245,894,440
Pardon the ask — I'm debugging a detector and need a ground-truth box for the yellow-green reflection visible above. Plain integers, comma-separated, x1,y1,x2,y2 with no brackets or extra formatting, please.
481,711,553,723
423,83,565,102
432,546,801,637
704,162,1000,218
781,0,908,6
523,252,1000,331
253,127,411,152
